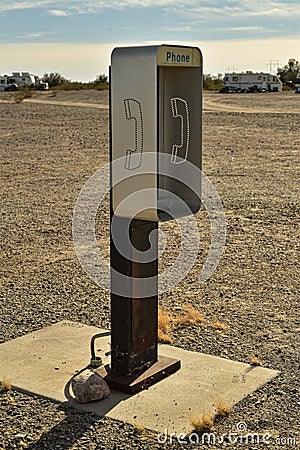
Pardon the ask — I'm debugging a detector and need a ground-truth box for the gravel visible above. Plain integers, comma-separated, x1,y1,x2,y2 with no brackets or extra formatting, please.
0,90,299,449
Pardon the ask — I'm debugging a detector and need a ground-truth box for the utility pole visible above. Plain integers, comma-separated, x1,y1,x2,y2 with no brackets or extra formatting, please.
268,60,280,74
226,66,235,73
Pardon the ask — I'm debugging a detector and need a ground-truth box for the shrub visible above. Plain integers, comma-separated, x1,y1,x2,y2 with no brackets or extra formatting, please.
1,377,12,391
203,73,224,91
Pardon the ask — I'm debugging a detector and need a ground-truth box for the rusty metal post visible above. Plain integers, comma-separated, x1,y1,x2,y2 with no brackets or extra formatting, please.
110,216,158,377
96,210,181,394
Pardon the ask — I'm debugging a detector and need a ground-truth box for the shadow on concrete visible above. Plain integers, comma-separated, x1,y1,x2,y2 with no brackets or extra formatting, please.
62,365,130,416
25,366,128,449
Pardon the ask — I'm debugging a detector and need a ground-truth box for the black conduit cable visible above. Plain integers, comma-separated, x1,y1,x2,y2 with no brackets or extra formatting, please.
90,331,111,367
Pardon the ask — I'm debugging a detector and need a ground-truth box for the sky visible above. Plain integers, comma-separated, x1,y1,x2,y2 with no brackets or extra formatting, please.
0,0,299,81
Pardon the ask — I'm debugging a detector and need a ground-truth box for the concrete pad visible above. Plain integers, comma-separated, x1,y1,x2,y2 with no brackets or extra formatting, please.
0,321,279,435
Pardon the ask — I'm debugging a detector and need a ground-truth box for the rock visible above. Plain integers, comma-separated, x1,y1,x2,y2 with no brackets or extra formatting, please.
72,369,110,403
14,432,28,439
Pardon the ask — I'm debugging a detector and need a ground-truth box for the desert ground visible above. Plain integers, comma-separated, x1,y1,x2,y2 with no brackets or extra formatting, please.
0,89,299,449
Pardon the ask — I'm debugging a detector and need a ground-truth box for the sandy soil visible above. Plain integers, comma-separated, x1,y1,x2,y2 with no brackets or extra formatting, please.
0,90,299,449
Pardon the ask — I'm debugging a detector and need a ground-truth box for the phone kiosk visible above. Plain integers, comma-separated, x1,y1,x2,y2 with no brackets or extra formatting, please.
105,45,202,393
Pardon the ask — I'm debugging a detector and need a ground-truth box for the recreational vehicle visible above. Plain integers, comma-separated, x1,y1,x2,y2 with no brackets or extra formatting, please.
294,77,300,94
0,72,36,91
220,71,282,93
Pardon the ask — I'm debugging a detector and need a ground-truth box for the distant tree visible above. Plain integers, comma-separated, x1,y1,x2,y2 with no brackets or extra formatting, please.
95,73,108,84
203,73,223,90
277,59,300,84
42,72,67,88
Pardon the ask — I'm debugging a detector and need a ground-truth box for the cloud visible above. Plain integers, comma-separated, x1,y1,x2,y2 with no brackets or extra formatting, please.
0,0,183,15
0,0,299,19
177,1,300,19
160,25,194,32
0,1,45,12
227,1,299,18
18,32,44,38
224,26,264,32
49,9,69,17
0,0,299,47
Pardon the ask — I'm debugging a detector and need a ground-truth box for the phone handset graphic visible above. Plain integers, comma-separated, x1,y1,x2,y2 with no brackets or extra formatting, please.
124,98,144,170
170,97,190,164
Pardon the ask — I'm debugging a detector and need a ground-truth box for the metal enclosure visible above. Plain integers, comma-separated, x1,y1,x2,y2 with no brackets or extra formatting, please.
111,44,202,221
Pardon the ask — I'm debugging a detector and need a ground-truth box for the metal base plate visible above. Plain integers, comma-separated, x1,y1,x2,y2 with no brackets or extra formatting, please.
96,355,181,394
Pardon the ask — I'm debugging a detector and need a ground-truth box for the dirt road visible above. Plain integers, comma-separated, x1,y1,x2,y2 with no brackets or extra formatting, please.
17,89,300,114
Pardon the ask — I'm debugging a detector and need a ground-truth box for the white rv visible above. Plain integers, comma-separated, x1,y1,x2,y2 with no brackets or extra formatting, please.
0,72,36,91
294,77,300,94
0,75,15,91
220,71,282,93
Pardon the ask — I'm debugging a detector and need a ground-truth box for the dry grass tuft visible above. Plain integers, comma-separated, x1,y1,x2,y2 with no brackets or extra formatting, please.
190,412,214,434
215,397,232,417
250,355,262,366
174,304,204,327
158,308,172,334
158,329,173,344
13,92,25,103
1,377,12,391
190,400,232,435
158,308,173,343
158,304,204,342
134,423,145,434
210,321,228,331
